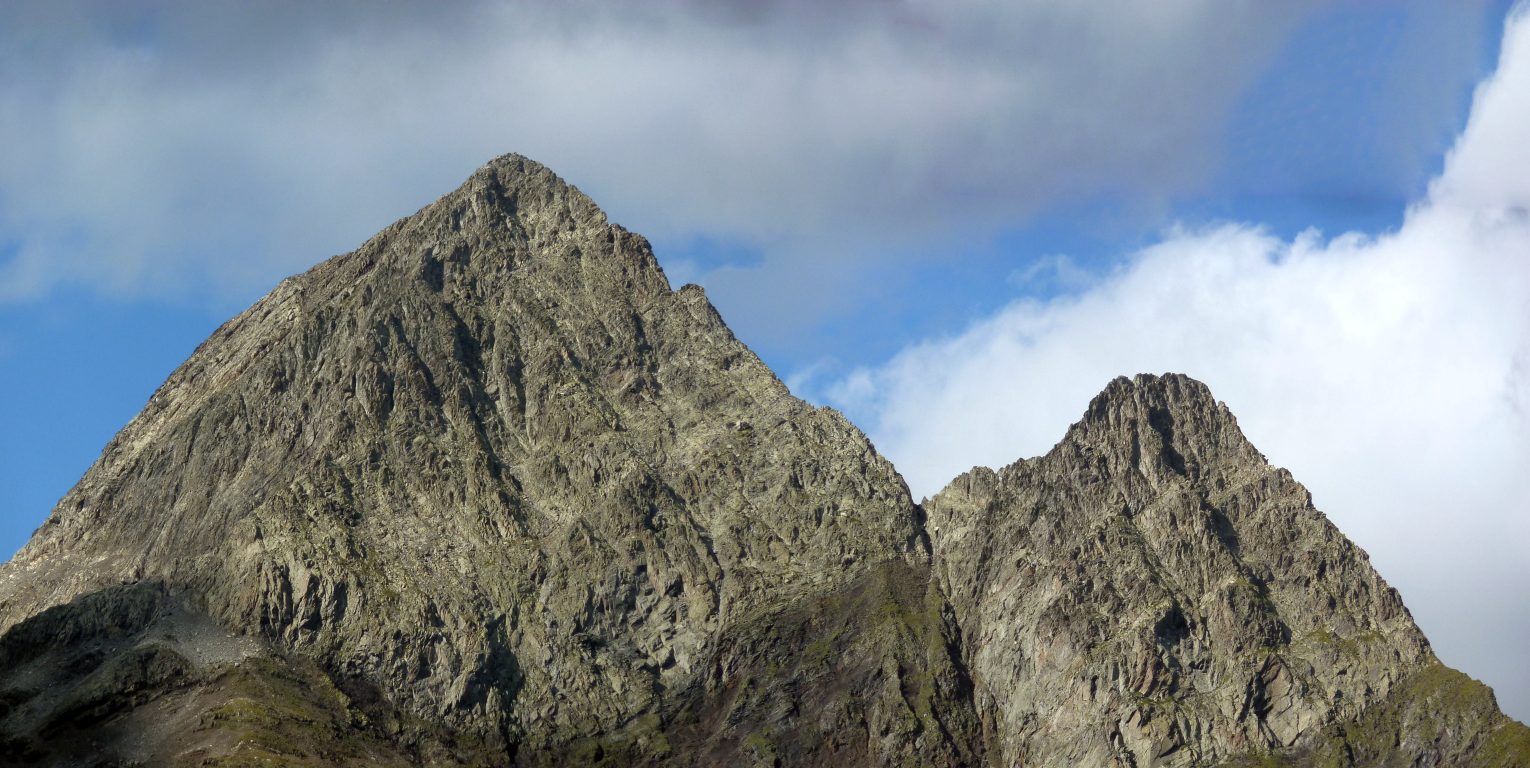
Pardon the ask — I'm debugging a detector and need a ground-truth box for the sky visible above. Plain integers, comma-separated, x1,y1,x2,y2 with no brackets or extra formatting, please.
0,0,1525,721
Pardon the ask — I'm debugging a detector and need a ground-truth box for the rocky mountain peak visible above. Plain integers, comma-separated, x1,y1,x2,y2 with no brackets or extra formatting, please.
1061,372,1266,487
0,151,936,764
365,152,668,306
460,154,610,242
921,372,1530,765
2,158,1525,767
1081,373,1220,420
453,152,607,229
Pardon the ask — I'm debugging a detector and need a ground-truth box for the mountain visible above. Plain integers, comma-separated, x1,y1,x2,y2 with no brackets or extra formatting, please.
927,375,1528,766
1,155,1524,767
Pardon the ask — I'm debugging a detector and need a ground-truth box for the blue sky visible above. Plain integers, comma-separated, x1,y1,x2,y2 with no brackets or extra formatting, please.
656,1,1512,382
2,1,1527,719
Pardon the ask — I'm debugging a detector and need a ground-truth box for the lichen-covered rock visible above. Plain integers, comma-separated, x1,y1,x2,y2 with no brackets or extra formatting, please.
0,157,1523,766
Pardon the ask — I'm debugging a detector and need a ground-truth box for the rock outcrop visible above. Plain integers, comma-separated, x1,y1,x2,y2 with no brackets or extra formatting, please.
0,155,1524,766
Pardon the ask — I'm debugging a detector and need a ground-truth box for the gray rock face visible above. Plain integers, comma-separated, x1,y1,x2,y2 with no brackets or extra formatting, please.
926,375,1436,765
0,155,927,763
1,156,1524,766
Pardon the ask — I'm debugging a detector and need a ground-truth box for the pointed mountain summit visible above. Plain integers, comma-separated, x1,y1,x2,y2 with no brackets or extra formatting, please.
0,154,942,764
2,159,1524,766
927,374,1526,766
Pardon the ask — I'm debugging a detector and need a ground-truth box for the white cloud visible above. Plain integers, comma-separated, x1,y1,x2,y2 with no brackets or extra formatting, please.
828,6,1530,722
0,0,1325,307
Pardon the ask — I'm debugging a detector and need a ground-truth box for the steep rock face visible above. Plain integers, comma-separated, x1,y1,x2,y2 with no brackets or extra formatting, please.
925,374,1512,766
541,560,984,767
0,156,1525,766
0,155,925,760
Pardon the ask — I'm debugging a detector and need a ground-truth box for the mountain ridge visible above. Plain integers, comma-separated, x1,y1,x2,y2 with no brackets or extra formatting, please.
1,154,1524,766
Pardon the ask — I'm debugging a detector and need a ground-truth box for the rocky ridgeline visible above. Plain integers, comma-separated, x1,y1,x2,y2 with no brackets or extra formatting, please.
0,156,1524,767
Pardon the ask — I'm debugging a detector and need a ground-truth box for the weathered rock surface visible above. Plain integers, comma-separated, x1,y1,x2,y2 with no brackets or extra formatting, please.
925,374,1528,766
0,155,1524,766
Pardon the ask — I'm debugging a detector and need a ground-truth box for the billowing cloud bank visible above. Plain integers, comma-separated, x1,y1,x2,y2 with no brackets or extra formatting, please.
0,1,1320,306
830,7,1530,720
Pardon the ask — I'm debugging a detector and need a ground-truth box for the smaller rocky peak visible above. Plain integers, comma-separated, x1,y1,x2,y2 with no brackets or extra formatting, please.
1060,373,1264,481
673,282,711,306
667,283,738,339
1081,373,1215,420
929,465,1000,506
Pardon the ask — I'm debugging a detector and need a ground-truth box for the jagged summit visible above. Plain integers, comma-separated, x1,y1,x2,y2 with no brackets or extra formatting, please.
2,156,1525,766
1080,373,1225,423
928,368,1433,764
1063,372,1267,485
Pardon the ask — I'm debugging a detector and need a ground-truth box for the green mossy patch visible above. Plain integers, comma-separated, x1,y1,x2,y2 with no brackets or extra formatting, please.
1220,662,1530,767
